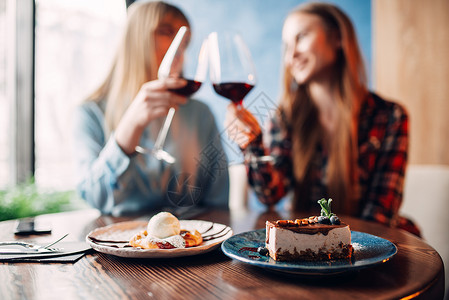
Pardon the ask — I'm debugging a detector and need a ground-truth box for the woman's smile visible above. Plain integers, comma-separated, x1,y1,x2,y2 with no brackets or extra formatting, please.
283,12,339,85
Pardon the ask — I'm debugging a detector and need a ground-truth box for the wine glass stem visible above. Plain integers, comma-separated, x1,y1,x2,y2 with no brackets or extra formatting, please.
154,107,176,151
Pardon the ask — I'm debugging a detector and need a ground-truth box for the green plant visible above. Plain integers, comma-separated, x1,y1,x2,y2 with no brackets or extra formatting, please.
0,179,85,221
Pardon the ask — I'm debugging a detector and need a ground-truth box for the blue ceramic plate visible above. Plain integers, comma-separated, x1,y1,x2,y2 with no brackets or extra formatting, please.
221,229,397,275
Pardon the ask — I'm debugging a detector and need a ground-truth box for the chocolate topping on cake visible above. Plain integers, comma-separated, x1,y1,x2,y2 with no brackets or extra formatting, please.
266,218,348,235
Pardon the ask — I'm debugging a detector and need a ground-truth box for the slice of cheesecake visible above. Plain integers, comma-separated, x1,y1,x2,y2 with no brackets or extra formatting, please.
265,217,353,262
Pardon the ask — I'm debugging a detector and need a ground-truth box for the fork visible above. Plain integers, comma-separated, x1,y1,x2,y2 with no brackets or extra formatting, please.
0,233,68,252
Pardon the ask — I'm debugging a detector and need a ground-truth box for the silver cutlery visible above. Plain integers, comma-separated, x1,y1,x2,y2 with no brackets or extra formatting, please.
0,248,62,254
0,233,68,254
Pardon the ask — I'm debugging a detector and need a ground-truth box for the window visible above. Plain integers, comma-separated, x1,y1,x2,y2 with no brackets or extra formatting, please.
0,1,8,188
34,0,125,189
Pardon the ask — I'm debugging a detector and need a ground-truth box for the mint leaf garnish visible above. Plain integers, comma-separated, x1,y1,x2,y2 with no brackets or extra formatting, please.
317,198,335,217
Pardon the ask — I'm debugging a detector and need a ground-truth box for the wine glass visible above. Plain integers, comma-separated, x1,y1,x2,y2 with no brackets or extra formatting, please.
135,26,207,163
209,31,274,164
208,31,256,107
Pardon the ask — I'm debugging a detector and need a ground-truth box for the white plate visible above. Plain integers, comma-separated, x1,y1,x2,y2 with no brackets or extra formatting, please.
86,220,233,258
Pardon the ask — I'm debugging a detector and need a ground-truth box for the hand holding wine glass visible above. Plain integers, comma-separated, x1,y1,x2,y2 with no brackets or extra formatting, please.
135,26,207,163
209,30,258,148
209,31,259,146
209,31,274,163
224,103,261,149
114,77,187,155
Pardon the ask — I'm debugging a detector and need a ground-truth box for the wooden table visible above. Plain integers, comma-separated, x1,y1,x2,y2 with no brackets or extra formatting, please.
0,208,445,299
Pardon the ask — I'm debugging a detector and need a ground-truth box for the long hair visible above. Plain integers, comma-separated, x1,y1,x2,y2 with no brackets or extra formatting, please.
87,1,189,133
279,2,368,214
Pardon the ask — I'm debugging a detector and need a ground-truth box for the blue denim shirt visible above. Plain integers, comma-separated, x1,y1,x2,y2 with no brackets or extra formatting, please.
72,99,229,216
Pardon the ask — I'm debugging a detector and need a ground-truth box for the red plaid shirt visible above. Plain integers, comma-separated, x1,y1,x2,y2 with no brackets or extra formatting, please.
245,93,420,236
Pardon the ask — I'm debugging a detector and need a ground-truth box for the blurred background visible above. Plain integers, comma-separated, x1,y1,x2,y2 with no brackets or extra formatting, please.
0,0,373,190
0,0,448,296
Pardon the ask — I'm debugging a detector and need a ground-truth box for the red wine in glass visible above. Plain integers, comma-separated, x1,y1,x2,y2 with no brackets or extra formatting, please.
208,31,257,107
170,79,202,97
135,26,207,163
212,82,254,106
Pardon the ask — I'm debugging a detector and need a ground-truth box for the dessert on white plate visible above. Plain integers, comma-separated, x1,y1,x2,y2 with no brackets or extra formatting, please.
265,198,353,261
130,212,202,249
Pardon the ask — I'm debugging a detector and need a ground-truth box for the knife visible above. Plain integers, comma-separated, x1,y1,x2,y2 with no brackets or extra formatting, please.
0,248,63,255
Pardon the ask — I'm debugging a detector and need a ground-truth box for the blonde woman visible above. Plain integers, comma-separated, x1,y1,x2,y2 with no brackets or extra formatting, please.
73,1,228,216
226,2,419,235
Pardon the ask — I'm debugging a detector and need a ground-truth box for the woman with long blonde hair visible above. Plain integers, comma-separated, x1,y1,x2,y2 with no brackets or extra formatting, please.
226,2,419,235
72,1,228,216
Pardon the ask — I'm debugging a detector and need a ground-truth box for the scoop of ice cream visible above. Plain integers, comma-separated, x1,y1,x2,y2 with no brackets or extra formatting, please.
147,212,181,239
